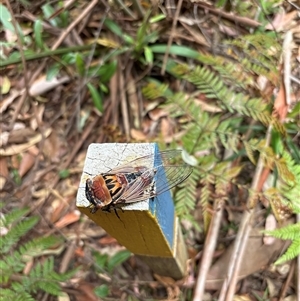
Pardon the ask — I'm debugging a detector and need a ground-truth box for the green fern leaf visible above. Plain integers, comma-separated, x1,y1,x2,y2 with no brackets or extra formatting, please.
275,238,300,265
0,216,39,254
0,288,35,301
1,207,30,227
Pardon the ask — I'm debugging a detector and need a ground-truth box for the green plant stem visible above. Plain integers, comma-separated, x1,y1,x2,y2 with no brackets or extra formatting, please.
1,45,92,68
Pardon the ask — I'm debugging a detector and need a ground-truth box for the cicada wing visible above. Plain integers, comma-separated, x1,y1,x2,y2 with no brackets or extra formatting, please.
154,164,193,196
113,193,154,205
106,154,154,174
110,150,192,204
111,164,193,205
106,150,185,174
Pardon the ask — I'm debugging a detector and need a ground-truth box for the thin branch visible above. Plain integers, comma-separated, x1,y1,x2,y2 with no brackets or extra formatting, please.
283,31,293,109
51,0,98,50
218,125,273,301
195,2,262,28
161,0,183,75
193,202,224,300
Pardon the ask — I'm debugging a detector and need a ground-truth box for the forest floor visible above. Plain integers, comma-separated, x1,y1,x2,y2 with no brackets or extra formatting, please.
1,1,300,300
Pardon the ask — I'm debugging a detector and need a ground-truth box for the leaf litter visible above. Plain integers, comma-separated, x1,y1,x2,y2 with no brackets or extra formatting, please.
1,1,300,300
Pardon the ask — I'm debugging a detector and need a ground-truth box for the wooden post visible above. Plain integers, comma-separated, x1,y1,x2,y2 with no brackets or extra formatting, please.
76,143,188,279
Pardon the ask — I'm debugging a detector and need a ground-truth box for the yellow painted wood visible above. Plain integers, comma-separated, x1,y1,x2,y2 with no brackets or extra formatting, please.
136,218,188,280
77,206,175,257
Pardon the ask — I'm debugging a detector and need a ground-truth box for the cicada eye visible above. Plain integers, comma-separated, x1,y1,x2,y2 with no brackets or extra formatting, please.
85,179,94,203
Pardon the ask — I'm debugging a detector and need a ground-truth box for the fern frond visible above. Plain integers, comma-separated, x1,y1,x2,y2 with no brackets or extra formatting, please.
262,188,292,222
142,81,170,99
199,181,211,232
0,235,61,284
278,151,300,213
263,223,300,265
1,207,30,227
175,168,199,218
274,238,300,265
0,288,35,301
0,216,39,254
203,54,253,89
18,236,61,259
173,65,275,129
224,33,280,84
264,223,300,240
0,207,76,299
19,257,69,296
246,139,276,169
0,253,24,282
275,157,296,186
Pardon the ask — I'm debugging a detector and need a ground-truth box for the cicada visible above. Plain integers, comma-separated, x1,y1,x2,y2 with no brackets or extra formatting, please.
85,150,193,213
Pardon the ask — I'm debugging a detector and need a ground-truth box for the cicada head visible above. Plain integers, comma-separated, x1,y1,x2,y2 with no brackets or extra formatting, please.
85,176,113,212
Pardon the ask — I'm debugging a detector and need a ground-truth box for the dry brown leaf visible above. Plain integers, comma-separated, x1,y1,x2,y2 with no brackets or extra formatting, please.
154,274,181,300
257,167,271,192
283,295,297,301
29,75,70,96
263,214,276,245
23,258,34,275
54,210,81,229
0,128,52,156
43,131,60,161
265,10,298,31
98,235,118,245
219,24,239,36
273,84,288,121
179,21,210,46
205,228,289,290
32,187,51,199
74,246,85,258
233,294,252,301
51,200,67,223
30,105,45,130
141,118,152,134
88,37,121,48
0,76,11,94
161,117,173,142
130,128,147,141
143,99,160,114
265,8,286,31
0,177,6,191
11,155,20,169
127,77,140,128
18,151,36,178
0,157,9,178
148,107,168,121
50,189,75,223
57,292,70,301
154,274,176,286
163,131,186,144
75,282,99,301
0,132,9,147
8,127,36,144
266,277,279,298
0,157,9,190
